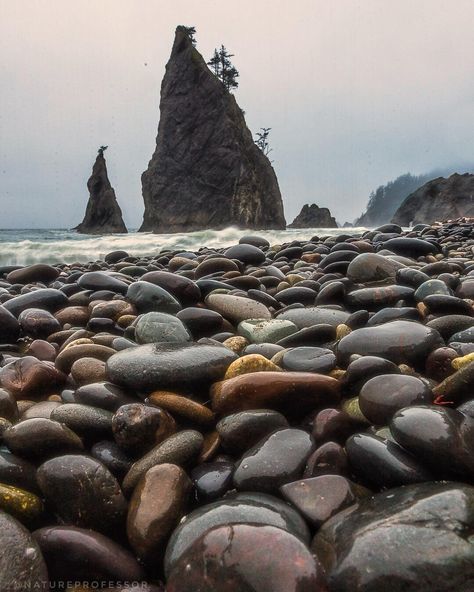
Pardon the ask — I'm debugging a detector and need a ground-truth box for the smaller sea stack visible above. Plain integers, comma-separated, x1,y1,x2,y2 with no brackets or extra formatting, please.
75,149,127,234
288,204,337,228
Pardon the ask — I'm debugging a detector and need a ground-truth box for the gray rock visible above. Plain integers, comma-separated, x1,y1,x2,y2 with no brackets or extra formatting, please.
135,312,191,344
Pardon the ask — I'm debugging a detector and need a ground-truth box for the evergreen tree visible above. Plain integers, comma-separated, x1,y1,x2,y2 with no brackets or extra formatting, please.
181,26,197,46
207,45,239,91
255,128,272,156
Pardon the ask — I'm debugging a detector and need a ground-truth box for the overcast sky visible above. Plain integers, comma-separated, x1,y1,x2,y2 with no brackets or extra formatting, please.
1,0,473,229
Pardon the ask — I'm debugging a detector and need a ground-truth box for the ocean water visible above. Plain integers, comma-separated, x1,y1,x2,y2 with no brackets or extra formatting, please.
0,227,369,266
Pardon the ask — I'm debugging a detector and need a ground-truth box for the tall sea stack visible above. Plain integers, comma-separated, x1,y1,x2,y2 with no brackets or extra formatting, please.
75,150,127,234
139,27,286,233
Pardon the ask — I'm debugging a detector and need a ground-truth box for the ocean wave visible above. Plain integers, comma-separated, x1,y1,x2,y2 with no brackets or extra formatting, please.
0,227,369,266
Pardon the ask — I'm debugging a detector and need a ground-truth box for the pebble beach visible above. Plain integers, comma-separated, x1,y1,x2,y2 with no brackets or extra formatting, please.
1,220,474,591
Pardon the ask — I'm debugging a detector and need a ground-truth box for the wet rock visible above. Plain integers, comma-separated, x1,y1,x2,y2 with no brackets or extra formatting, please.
166,524,320,592
313,482,474,592
0,388,19,422
280,347,336,373
359,374,432,425
126,281,181,314
164,492,310,576
304,442,349,477
337,320,443,367
191,461,234,501
18,308,61,339
211,371,341,417
107,342,237,392
346,433,432,488
34,526,145,584
0,511,48,591
51,404,113,439
346,253,404,283
122,430,203,494
205,293,271,323
91,440,133,479
3,288,68,316
277,306,350,328
0,305,20,342
233,428,314,492
74,381,135,411
1,356,66,399
0,483,43,524
127,463,192,563
238,318,297,343
147,392,214,427
135,312,191,344
176,307,223,338
4,418,84,460
281,474,370,527
224,354,282,379
112,403,176,454
0,450,38,492
37,454,127,533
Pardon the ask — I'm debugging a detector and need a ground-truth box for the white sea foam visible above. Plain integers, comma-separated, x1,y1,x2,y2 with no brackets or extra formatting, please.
0,227,368,266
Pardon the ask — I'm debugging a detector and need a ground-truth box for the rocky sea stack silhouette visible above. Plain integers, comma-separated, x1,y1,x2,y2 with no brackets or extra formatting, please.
75,149,127,234
392,173,474,225
139,26,286,233
288,204,337,228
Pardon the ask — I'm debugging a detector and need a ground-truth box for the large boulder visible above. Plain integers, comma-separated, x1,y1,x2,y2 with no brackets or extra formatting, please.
288,203,337,228
139,27,286,233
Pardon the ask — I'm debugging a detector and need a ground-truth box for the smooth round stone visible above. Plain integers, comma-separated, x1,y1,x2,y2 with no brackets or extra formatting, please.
55,343,115,374
224,244,266,264
243,343,285,359
122,430,203,494
280,474,369,527
105,249,129,263
18,307,61,338
359,374,432,425
312,408,366,444
304,442,349,477
78,271,128,294
191,461,234,501
427,314,474,339
0,356,66,399
166,524,320,592
313,482,474,592
3,288,68,317
27,339,57,361
346,253,404,283
135,311,191,344
346,433,432,488
0,388,19,422
275,286,317,306
33,526,145,583
195,257,240,279
0,511,48,590
91,440,133,479
141,271,201,306
217,409,289,454
7,263,59,284
346,286,414,310
276,323,336,347
71,356,107,385
211,371,341,417
433,360,474,404
342,356,401,392
90,299,135,321
449,326,474,343
223,354,282,379
337,320,443,367
205,293,271,323
0,305,20,342
21,400,61,420
382,237,439,257
74,381,135,411
51,404,113,439
0,450,38,493
280,347,336,373
396,267,431,288
277,306,350,329
107,343,238,392
147,391,214,427
366,306,420,326
37,454,127,533
233,428,313,493
126,280,181,314
239,235,270,249
390,405,474,477
3,418,84,459
424,294,474,316
238,318,298,344
127,463,192,563
0,483,43,524
112,403,176,454
164,492,310,576
315,280,346,305
176,307,223,337
414,279,452,301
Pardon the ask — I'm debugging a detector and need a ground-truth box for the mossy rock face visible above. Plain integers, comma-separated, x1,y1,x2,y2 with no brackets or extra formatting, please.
0,483,43,524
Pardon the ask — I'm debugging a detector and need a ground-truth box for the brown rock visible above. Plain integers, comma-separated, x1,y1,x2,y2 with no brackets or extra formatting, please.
71,357,107,385
0,356,66,399
147,391,215,427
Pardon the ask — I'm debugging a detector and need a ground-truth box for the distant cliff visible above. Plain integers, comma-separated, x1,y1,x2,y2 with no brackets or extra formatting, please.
75,152,127,234
139,27,286,233
355,166,474,227
288,204,337,228
392,173,474,225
